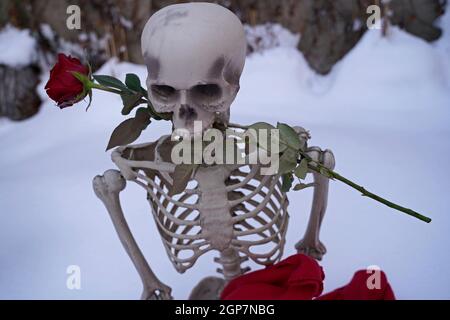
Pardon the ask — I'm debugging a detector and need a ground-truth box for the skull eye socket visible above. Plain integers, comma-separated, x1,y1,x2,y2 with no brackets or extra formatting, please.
190,84,222,101
151,85,177,101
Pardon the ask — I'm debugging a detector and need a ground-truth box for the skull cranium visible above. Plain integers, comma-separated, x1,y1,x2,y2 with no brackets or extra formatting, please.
141,3,247,136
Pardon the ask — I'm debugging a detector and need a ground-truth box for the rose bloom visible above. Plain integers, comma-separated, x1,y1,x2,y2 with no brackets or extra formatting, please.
45,54,89,109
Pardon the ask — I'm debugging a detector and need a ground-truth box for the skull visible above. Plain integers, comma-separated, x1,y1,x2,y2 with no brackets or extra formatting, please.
141,3,247,137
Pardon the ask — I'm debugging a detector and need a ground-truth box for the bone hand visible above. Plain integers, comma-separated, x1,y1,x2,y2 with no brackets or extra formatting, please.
296,147,335,261
142,282,173,300
93,170,173,300
293,126,311,142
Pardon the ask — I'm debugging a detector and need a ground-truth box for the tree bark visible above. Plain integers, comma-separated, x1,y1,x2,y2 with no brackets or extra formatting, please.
0,65,41,121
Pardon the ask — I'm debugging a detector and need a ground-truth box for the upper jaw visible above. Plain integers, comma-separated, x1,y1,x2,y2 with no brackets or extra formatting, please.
173,120,215,140
171,106,231,140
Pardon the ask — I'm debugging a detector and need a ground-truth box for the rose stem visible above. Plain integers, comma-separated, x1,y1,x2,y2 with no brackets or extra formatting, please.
299,151,432,223
89,83,124,95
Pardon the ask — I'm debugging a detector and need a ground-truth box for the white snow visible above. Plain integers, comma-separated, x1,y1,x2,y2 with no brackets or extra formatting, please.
0,17,449,299
245,23,300,53
0,25,37,67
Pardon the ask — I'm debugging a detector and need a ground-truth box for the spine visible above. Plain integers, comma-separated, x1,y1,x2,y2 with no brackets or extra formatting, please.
215,247,250,282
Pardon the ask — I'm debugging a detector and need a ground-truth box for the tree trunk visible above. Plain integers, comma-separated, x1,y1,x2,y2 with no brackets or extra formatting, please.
0,65,41,121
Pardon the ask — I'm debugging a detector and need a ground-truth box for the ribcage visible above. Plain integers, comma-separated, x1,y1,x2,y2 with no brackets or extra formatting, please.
121,136,291,276
227,165,289,266
133,163,289,274
134,172,211,274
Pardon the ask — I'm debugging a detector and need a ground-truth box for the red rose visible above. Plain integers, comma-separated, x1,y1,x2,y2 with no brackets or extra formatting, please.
45,54,89,109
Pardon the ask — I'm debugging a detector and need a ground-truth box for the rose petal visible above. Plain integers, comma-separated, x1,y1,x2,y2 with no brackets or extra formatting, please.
45,53,89,107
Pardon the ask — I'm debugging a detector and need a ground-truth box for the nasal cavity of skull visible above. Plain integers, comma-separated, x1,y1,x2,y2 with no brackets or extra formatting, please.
178,104,197,121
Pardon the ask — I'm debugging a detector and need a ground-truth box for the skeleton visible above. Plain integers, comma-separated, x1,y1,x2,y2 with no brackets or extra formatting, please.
93,3,335,300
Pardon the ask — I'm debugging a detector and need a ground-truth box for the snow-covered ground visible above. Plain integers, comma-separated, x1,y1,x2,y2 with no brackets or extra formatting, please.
0,25,36,67
1,14,449,299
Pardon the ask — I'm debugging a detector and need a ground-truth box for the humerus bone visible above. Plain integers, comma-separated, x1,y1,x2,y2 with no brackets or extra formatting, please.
93,170,173,300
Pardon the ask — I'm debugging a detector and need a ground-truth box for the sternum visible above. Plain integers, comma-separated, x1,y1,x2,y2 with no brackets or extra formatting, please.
195,167,234,251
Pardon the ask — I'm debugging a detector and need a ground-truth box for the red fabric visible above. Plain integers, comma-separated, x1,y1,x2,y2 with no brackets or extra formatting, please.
317,270,395,300
45,54,89,108
221,254,395,300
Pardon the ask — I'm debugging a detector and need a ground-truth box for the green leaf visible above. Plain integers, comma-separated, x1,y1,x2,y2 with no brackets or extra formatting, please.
125,73,148,96
294,159,309,180
249,122,275,131
248,122,286,153
293,183,315,191
93,75,129,92
106,108,151,151
277,123,301,151
281,173,294,193
278,148,299,174
135,107,152,121
125,73,142,91
169,164,197,196
147,103,171,121
121,92,145,115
